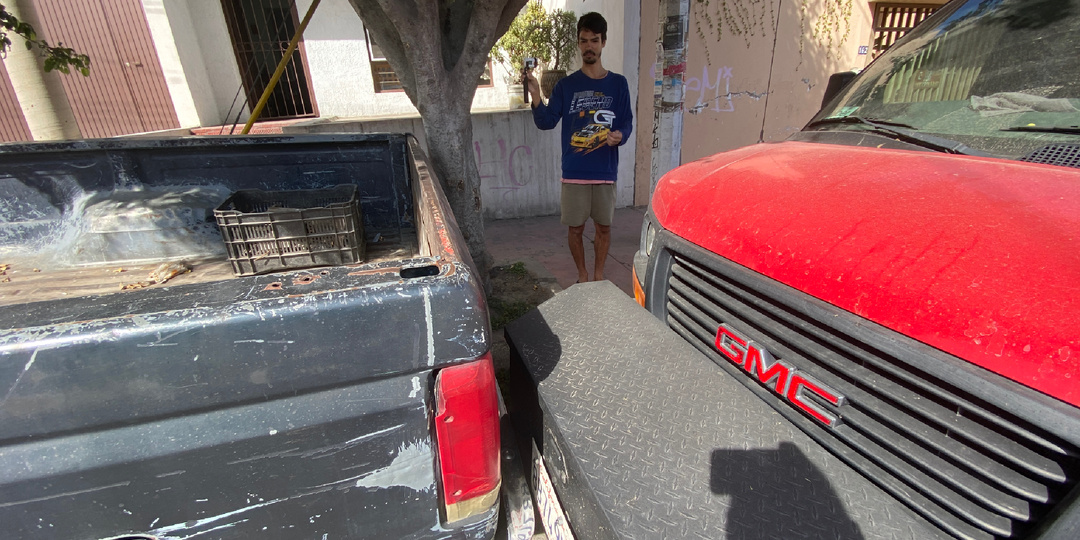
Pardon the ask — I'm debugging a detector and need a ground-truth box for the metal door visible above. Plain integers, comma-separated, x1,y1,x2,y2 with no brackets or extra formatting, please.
33,0,180,138
0,63,33,143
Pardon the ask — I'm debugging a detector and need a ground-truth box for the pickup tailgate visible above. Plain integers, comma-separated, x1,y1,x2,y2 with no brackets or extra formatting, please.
506,282,947,539
0,135,497,539
0,266,493,539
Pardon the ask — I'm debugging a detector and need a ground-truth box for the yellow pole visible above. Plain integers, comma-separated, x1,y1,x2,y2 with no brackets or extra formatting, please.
241,0,322,134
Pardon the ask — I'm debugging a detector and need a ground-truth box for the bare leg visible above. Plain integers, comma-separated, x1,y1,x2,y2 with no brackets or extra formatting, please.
568,225,588,283
593,223,611,281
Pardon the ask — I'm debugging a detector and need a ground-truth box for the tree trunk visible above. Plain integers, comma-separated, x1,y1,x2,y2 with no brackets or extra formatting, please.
345,0,527,286
421,102,490,280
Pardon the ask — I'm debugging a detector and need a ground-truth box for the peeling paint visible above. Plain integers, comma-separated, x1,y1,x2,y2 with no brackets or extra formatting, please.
423,288,435,367
355,441,434,492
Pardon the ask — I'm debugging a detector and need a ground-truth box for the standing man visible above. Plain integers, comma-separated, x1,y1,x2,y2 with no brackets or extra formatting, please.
527,12,633,284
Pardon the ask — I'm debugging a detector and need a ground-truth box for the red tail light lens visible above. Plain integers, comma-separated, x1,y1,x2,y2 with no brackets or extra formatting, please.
434,353,501,523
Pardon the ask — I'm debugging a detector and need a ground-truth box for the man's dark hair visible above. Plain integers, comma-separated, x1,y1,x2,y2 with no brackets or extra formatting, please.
577,12,607,42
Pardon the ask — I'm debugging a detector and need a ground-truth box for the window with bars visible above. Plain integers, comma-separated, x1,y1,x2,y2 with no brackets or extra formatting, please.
871,3,944,57
221,0,316,119
365,29,493,94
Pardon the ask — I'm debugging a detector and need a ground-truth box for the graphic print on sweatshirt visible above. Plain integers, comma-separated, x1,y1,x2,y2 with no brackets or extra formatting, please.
569,90,616,153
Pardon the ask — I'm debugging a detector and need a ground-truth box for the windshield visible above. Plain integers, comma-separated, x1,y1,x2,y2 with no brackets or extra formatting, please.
811,0,1080,159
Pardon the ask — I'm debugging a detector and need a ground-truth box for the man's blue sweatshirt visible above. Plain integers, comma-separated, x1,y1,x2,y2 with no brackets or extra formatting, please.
532,70,634,182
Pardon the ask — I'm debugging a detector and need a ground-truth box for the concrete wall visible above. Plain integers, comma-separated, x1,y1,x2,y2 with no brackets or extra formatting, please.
141,0,201,128
157,0,246,125
677,0,869,163
638,0,946,173
286,110,567,220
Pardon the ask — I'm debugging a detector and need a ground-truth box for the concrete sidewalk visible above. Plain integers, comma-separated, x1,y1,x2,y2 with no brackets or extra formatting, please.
485,206,645,297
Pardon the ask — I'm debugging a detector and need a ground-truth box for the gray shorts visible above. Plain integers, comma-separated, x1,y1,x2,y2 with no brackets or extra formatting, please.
560,183,615,227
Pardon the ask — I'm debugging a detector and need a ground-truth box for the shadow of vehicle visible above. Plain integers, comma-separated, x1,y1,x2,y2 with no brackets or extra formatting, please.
711,442,865,540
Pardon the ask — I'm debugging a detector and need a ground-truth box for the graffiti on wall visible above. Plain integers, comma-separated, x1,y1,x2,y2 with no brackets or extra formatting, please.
475,139,534,201
686,66,736,114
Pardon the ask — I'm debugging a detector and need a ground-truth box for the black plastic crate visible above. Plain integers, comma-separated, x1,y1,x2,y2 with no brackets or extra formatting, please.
214,185,365,276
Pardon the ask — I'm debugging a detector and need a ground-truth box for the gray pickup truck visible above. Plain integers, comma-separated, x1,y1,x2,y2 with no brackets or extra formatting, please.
0,134,526,539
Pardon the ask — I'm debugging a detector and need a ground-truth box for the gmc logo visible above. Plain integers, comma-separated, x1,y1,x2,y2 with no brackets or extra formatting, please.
715,324,846,427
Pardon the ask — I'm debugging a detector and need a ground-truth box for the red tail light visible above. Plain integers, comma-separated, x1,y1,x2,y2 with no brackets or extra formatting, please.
434,353,501,523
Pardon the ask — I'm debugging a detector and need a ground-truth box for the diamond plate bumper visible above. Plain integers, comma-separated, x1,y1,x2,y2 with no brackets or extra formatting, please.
505,281,946,540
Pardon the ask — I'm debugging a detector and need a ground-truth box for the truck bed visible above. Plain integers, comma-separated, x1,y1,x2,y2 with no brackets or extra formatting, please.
0,230,417,307
0,134,421,310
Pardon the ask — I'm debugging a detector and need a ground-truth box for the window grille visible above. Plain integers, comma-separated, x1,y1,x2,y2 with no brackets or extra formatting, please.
365,29,493,94
872,3,943,57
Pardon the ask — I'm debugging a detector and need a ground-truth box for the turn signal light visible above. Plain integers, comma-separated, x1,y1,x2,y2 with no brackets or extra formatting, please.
633,267,646,307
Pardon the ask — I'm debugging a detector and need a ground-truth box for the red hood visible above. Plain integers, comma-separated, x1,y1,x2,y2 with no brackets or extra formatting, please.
653,141,1080,407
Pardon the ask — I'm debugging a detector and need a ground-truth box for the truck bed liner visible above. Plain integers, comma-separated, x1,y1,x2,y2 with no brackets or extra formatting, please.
0,231,416,307
505,281,945,539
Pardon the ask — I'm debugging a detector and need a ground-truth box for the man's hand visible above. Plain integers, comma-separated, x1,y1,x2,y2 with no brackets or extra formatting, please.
524,70,542,108
606,130,623,146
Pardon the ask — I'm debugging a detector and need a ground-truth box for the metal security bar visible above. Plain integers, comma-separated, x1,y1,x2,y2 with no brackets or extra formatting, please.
221,0,317,119
872,3,942,56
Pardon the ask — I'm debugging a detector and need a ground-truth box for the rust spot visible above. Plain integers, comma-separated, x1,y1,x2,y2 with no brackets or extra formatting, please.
292,274,320,285
265,282,284,291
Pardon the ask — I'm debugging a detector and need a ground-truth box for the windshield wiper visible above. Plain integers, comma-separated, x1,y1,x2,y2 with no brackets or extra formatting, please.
808,116,919,131
805,116,983,155
1001,125,1080,135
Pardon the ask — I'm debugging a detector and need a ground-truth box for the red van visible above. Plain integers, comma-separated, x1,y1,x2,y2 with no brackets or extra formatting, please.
631,0,1080,537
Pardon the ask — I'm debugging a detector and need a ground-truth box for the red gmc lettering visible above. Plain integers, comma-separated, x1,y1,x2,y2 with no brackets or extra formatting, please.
714,324,845,428
787,374,845,427
715,325,746,364
743,344,790,395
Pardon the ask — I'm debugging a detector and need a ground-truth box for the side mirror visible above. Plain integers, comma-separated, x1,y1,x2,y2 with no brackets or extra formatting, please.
820,71,858,109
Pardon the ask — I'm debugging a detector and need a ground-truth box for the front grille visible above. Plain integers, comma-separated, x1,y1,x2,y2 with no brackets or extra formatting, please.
662,250,1079,540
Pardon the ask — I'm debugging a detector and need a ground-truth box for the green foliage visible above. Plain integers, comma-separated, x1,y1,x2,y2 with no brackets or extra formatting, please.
491,2,576,75
491,2,549,71
0,7,90,76
546,9,577,71
505,261,529,277
489,297,533,331
805,0,853,59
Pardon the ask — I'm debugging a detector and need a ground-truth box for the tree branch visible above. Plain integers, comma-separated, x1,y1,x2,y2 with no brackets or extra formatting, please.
449,0,526,96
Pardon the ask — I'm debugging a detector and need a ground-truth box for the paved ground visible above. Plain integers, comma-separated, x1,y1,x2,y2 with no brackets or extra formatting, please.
485,206,645,297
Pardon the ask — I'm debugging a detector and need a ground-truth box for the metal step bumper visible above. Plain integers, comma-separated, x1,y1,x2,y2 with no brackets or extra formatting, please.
504,281,944,540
